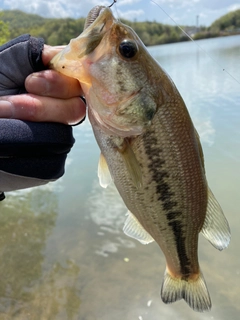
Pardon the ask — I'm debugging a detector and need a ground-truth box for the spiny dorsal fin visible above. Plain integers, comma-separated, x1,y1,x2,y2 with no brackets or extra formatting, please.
161,269,211,312
123,210,154,245
118,139,142,189
201,187,231,251
98,153,112,188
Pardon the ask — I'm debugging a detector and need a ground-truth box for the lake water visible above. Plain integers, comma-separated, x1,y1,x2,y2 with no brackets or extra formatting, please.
0,35,239,320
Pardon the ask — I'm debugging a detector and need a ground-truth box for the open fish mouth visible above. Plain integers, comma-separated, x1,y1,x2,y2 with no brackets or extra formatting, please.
84,1,118,29
84,6,106,29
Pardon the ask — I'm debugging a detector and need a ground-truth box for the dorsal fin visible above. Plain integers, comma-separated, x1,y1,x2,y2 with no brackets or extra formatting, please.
201,187,231,251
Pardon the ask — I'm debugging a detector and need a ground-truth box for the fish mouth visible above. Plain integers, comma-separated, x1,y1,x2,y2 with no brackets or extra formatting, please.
77,7,116,58
49,7,115,73
84,6,106,30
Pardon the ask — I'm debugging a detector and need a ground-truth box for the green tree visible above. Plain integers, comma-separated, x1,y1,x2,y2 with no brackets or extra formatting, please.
0,20,10,45
210,9,240,32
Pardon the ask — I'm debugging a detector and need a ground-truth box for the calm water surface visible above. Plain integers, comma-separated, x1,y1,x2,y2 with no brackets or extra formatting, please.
0,35,239,320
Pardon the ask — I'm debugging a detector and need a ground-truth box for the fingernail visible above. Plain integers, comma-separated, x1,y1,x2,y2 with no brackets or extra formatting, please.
26,73,49,94
0,101,14,118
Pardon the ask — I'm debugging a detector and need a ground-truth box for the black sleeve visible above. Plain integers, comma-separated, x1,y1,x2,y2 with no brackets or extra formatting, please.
0,34,45,95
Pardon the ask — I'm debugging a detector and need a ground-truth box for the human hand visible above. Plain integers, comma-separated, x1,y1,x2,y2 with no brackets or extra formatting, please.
0,35,84,195
0,39,86,125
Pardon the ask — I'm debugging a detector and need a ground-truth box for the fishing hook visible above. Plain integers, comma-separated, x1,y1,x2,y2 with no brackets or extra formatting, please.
109,0,117,8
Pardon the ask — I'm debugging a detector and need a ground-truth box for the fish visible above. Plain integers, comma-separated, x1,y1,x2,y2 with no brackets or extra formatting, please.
50,5,231,312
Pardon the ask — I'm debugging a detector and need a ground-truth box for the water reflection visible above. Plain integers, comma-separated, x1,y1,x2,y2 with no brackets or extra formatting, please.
87,181,136,257
30,260,81,320
148,35,240,150
0,188,81,319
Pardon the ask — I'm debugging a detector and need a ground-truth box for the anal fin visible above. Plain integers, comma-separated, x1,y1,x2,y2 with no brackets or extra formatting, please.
123,210,154,245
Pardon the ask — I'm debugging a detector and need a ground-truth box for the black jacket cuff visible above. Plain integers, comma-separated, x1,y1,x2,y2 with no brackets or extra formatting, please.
0,34,45,95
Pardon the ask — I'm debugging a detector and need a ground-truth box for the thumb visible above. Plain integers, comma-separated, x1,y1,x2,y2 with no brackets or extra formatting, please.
41,45,66,66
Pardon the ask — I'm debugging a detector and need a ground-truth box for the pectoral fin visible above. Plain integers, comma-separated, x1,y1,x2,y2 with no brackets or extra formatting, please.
98,153,112,188
123,210,154,245
201,187,231,250
118,139,142,189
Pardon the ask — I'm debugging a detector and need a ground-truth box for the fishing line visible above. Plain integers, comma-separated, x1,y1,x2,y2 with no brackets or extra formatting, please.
150,0,240,85
109,0,117,8
110,0,121,22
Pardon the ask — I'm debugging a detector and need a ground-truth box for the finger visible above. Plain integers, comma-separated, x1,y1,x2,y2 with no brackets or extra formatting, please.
25,70,83,99
41,45,66,65
0,94,86,125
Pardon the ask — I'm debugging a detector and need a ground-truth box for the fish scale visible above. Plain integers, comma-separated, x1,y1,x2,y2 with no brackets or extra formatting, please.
50,5,230,312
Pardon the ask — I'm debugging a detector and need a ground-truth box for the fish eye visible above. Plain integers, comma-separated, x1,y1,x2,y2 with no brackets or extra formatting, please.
119,40,138,59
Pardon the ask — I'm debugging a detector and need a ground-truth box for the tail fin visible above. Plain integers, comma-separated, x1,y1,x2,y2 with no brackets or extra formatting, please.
161,270,211,312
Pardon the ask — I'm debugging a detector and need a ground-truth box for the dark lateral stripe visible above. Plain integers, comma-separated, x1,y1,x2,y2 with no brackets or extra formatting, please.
143,130,175,208
143,129,191,277
163,201,178,211
168,219,191,276
166,210,182,220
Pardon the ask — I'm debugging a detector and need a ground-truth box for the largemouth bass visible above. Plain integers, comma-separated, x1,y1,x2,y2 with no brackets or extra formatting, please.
50,5,230,312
